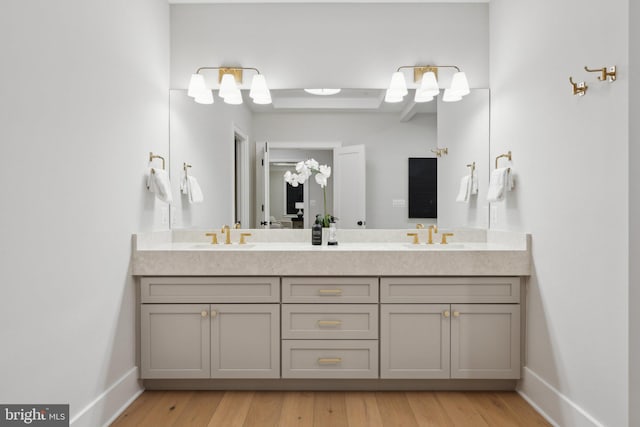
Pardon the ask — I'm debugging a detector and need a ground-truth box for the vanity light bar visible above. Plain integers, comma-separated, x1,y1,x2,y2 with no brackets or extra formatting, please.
187,66,272,105
385,65,470,104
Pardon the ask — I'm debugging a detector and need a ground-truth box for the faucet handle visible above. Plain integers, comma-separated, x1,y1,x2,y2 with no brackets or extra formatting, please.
440,233,454,244
205,232,219,245
406,233,420,245
416,223,424,229
239,233,252,245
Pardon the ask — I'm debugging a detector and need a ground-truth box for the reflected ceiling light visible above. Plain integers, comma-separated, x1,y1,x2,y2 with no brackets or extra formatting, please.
187,66,271,105
304,88,342,96
385,65,470,103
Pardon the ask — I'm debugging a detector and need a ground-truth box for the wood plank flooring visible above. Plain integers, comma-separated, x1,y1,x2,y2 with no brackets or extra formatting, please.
111,391,550,427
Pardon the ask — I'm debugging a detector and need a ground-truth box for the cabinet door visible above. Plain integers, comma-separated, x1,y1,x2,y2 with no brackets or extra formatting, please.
141,304,210,379
380,304,450,379
211,304,280,378
451,304,520,379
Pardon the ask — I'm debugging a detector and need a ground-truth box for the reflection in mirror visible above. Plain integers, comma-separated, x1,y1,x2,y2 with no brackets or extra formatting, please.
169,88,489,230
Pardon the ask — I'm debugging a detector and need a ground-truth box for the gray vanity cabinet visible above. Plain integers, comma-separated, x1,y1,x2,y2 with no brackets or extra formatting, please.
380,304,450,379
210,304,280,378
140,277,280,380
380,277,522,380
141,304,211,379
450,304,520,379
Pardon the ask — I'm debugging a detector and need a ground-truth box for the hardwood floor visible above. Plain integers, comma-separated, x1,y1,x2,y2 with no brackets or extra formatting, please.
111,391,550,427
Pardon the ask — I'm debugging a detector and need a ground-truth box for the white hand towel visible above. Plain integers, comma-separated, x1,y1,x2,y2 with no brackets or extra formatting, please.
187,175,204,204
487,167,510,202
456,175,472,203
148,168,173,204
471,171,479,195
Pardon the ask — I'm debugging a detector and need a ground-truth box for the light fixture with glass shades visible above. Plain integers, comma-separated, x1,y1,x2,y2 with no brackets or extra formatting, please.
187,66,272,105
385,65,470,103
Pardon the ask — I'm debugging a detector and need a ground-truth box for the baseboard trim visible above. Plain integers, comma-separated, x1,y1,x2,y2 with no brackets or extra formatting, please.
144,378,518,391
518,367,604,427
70,367,143,427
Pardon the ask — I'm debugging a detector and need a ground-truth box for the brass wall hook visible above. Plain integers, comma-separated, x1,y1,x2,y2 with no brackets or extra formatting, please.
569,77,588,96
431,148,448,157
584,65,617,82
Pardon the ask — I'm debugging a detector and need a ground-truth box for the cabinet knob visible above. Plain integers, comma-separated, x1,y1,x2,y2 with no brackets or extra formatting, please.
211,309,217,318
453,311,460,317
201,310,208,318
443,310,450,318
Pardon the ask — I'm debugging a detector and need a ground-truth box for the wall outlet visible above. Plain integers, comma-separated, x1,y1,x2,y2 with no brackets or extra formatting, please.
392,199,406,208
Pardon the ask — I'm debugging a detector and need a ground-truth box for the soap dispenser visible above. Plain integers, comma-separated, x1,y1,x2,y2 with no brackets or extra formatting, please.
327,218,338,246
312,215,323,246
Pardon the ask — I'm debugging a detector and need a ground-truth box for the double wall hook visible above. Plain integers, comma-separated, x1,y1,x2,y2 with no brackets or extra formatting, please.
569,77,588,96
584,65,617,82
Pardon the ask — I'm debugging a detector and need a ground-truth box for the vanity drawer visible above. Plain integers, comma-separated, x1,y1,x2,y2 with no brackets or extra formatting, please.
381,277,520,303
282,277,378,303
282,340,378,378
282,304,378,339
141,277,280,303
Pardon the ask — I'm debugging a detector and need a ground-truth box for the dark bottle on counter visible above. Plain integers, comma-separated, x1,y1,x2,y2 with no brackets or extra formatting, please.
312,215,323,245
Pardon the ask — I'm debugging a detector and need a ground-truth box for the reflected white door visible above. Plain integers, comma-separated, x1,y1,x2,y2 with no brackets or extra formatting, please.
334,145,366,229
256,142,270,228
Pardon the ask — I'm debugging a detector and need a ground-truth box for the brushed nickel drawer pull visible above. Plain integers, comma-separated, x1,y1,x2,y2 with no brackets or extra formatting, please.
317,320,342,327
319,289,343,295
318,357,342,365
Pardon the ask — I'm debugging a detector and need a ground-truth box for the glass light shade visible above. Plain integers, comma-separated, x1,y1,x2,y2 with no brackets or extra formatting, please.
188,74,207,98
384,89,404,103
194,90,214,104
249,74,272,104
387,72,408,97
442,89,462,102
252,94,272,105
414,90,434,103
418,71,439,97
223,89,243,105
449,71,470,96
218,73,238,99
295,202,304,209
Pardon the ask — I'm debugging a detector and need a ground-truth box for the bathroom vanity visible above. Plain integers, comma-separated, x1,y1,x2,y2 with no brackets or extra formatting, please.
132,229,530,390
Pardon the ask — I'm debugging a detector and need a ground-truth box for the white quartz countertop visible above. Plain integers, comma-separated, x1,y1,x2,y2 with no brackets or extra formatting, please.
132,229,531,276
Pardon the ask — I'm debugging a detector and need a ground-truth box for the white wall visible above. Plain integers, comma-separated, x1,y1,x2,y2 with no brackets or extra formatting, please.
253,113,437,229
490,1,629,426
630,1,639,425
0,1,169,425
170,90,253,229
437,89,490,229
170,3,489,90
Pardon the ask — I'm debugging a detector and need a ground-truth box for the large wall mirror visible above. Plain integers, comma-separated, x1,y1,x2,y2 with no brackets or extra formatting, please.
169,88,489,229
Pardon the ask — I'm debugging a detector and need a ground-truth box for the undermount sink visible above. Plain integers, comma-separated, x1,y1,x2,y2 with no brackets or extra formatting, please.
189,243,255,249
403,243,466,249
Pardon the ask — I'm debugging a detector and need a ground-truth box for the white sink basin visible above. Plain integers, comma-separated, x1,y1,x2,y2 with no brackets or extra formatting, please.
189,243,255,249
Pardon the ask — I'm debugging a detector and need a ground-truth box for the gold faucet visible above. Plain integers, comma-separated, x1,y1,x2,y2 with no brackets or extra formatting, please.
406,232,420,244
205,232,219,245
239,233,252,245
221,225,232,244
416,224,424,229
441,233,455,244
427,225,438,244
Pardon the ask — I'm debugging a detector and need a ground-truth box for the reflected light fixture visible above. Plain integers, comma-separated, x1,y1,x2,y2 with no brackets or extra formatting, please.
385,65,470,103
304,88,342,96
187,66,272,105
